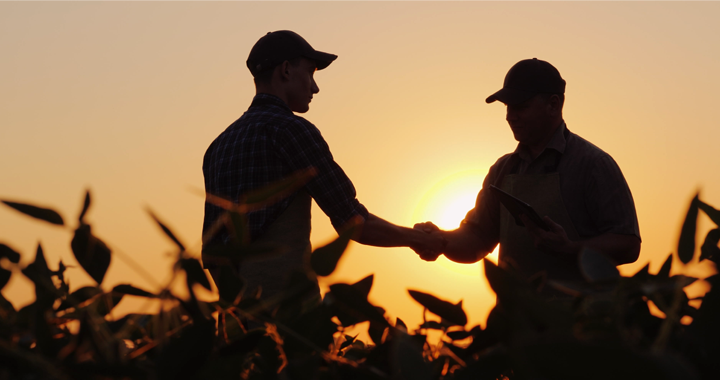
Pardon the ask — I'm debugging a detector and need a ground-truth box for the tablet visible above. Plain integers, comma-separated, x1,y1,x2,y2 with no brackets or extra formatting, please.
489,185,550,231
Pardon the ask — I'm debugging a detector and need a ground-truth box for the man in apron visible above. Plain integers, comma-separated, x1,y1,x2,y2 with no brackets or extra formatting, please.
202,31,443,305
415,58,641,294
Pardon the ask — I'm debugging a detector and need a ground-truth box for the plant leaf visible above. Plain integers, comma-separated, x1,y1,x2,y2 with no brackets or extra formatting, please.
328,283,388,327
408,290,467,326
154,314,216,380
632,263,650,279
216,329,266,357
483,259,523,301
447,330,472,340
56,286,103,312
96,291,124,317
396,317,408,332
698,199,720,227
147,208,185,252
392,333,432,380
670,275,698,288
181,258,211,291
678,193,699,264
71,224,111,285
310,219,360,276
700,228,720,262
351,274,374,298
1,200,64,226
0,267,11,290
217,266,244,304
419,321,446,330
21,244,56,308
579,248,620,282
0,243,21,263
368,307,388,345
113,284,156,298
0,292,15,315
78,190,91,223
339,334,357,350
657,253,673,278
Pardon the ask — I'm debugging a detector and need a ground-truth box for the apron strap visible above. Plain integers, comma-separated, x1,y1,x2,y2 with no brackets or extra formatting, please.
495,145,564,186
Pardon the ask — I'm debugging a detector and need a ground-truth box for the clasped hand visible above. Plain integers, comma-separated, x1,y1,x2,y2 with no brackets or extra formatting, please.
410,215,578,262
412,221,445,261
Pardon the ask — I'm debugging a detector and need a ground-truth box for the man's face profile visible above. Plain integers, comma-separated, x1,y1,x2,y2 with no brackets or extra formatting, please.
284,58,319,113
505,94,559,147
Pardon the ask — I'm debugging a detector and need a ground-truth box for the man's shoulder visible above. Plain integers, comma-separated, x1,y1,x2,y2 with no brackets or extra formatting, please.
490,153,515,169
485,153,516,181
565,129,615,164
217,107,318,141
562,128,629,186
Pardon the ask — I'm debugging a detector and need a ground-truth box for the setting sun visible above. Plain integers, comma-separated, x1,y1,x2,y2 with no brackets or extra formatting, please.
412,170,500,275
413,170,484,230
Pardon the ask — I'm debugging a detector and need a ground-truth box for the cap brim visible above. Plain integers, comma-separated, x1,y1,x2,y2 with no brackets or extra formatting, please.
304,50,337,70
485,88,537,105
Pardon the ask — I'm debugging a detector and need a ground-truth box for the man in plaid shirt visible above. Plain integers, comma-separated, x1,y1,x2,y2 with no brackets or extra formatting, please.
202,31,443,302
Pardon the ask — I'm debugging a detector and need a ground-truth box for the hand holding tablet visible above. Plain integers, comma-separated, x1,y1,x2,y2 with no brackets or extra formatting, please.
489,185,550,231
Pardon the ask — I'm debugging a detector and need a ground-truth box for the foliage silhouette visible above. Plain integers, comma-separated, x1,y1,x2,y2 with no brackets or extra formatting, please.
678,194,700,264
408,290,467,327
70,192,112,285
0,180,719,379
310,220,360,277
1,200,64,226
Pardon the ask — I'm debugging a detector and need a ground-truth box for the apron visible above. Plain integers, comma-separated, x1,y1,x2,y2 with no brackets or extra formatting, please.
498,168,586,294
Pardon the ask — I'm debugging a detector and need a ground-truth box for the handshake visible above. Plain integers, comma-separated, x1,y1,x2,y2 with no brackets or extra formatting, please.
411,221,447,262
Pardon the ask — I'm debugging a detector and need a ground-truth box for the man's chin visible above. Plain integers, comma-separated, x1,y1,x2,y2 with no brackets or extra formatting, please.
291,105,310,113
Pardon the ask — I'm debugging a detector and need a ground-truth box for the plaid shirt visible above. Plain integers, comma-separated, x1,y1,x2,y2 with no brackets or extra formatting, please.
202,93,368,245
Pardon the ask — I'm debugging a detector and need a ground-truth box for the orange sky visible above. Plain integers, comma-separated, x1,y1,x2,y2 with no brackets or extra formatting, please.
1,2,719,331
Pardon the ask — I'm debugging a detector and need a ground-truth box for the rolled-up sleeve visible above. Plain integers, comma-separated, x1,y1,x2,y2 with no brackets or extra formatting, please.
461,159,505,247
274,119,369,231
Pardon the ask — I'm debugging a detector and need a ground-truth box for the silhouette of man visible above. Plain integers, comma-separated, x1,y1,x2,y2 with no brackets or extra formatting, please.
415,59,640,291
202,30,443,302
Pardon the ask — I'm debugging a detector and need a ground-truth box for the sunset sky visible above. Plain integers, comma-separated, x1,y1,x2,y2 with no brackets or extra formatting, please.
2,1,719,331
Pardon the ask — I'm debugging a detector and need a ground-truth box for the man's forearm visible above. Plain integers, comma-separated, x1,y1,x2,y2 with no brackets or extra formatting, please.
572,233,641,265
522,216,640,265
440,228,497,264
355,213,440,249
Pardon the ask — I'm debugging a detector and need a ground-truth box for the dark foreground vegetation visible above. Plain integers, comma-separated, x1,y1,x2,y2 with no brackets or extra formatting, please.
0,174,718,379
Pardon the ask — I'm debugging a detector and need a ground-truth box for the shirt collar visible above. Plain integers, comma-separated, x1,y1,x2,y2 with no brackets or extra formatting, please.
250,93,292,113
514,121,568,162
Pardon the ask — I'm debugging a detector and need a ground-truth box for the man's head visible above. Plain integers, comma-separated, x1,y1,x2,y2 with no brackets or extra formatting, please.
247,31,337,113
486,58,565,149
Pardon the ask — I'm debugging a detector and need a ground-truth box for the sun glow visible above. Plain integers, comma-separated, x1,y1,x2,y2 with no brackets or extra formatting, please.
412,170,499,276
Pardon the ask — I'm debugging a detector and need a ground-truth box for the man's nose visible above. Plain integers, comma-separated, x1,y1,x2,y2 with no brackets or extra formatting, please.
311,78,319,94
506,107,516,122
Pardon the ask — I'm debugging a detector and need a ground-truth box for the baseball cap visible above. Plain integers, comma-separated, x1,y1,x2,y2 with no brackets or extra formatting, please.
486,58,566,105
246,30,337,76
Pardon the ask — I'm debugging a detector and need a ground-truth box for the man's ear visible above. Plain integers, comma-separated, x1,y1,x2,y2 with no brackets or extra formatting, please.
547,94,562,117
277,60,292,82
